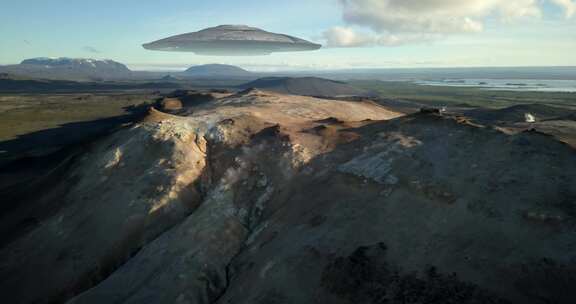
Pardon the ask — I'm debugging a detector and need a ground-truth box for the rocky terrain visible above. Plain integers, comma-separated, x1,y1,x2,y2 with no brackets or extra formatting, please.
465,104,576,147
1,89,575,304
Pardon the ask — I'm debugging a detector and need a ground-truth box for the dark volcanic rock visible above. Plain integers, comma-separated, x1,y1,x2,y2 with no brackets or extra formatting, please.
465,103,573,123
321,244,508,304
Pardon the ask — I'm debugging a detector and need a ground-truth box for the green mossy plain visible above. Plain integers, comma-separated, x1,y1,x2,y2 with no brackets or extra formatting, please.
351,80,576,109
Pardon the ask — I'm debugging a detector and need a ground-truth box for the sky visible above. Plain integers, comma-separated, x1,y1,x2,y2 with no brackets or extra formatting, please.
0,0,575,71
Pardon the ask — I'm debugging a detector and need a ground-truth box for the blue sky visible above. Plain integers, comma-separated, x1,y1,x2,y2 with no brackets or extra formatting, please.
1,0,575,71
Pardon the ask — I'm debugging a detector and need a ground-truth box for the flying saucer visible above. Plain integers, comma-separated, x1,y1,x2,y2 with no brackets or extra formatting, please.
142,25,322,56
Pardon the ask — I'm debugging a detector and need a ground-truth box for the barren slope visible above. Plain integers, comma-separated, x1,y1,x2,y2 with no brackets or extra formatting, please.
1,90,575,304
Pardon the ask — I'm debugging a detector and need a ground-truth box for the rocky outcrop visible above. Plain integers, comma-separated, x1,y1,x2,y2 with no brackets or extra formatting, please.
159,97,183,111
0,114,208,303
214,113,576,304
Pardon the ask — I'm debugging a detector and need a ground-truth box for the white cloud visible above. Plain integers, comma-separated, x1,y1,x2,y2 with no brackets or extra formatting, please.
323,27,374,47
325,0,576,47
550,0,576,17
323,26,438,47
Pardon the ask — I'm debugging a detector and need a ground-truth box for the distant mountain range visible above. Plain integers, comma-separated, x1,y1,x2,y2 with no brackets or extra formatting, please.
0,62,372,96
0,60,257,81
0,58,132,81
239,77,370,97
3,58,576,84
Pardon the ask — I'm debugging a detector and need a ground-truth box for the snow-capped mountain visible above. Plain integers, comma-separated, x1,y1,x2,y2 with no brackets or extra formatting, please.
21,57,129,71
0,57,132,80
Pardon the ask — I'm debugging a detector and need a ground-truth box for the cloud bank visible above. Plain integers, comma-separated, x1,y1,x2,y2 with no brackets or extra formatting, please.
324,0,576,47
551,0,576,17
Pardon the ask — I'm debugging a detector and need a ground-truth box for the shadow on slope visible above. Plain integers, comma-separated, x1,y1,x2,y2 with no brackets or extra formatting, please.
0,103,151,237
0,104,150,166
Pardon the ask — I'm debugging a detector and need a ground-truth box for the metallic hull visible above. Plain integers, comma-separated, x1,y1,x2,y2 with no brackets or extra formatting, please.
143,25,322,56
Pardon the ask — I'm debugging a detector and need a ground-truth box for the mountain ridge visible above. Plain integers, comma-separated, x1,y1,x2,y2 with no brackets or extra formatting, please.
0,57,132,80
183,64,253,77
239,76,371,97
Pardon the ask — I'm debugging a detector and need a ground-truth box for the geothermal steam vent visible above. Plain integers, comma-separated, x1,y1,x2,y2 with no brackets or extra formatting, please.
142,25,322,56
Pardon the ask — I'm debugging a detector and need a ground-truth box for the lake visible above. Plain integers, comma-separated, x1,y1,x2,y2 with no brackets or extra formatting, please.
415,79,576,93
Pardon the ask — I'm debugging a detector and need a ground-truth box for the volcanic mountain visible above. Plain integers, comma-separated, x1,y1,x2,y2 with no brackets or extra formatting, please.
183,64,253,78
239,76,370,97
1,90,575,304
